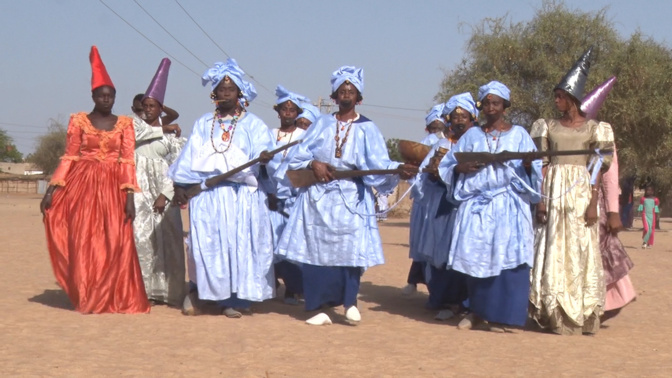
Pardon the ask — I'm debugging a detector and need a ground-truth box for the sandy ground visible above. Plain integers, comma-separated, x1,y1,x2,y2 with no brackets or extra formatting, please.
1,193,671,377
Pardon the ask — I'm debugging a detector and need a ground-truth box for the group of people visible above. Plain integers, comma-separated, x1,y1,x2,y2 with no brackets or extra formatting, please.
40,45,636,335
402,47,637,334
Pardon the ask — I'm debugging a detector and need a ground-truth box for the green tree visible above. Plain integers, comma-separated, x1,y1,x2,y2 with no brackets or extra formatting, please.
0,129,23,164
27,119,67,175
437,0,672,199
386,138,404,162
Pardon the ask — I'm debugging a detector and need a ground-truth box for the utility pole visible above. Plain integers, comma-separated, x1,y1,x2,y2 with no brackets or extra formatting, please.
315,96,333,114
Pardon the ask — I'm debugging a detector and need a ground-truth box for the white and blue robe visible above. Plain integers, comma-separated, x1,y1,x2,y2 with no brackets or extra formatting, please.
265,127,306,297
409,138,467,308
438,125,542,326
167,111,275,307
274,114,400,311
405,133,443,287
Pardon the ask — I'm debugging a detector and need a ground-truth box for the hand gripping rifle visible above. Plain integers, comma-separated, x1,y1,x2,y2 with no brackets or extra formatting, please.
454,148,613,165
184,139,303,198
287,167,404,188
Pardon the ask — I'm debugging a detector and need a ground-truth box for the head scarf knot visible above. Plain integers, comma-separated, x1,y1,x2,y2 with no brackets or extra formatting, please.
330,66,364,94
275,85,311,108
444,92,479,120
202,58,257,103
478,81,511,102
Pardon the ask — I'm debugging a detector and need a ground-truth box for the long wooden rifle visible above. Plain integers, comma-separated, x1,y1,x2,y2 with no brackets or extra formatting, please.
183,139,303,198
454,148,613,165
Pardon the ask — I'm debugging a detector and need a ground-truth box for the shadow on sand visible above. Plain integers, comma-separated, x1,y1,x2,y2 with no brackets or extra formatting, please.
28,289,73,310
357,281,462,326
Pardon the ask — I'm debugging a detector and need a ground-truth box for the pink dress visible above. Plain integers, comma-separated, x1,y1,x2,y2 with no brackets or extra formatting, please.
599,149,636,311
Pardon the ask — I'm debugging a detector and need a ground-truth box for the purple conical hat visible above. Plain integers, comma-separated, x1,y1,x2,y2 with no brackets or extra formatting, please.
581,76,616,119
143,58,171,105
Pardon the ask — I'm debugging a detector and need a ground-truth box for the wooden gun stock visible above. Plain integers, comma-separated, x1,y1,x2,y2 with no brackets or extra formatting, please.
454,148,613,164
287,168,403,188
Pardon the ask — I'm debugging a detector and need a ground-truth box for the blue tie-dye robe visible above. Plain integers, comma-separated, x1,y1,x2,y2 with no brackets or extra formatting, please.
167,111,275,302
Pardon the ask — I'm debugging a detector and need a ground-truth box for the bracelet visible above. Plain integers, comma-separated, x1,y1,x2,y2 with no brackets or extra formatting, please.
200,181,208,190
308,160,314,169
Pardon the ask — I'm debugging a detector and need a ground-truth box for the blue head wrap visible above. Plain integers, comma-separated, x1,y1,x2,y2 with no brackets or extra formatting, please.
425,103,446,126
297,103,321,123
444,92,479,119
275,85,311,108
477,81,510,102
202,58,257,103
330,66,364,94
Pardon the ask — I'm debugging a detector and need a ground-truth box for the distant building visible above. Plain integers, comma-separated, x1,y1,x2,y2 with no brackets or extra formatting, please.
0,162,43,175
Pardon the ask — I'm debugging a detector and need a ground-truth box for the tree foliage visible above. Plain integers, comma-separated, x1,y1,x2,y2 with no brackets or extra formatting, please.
0,129,23,164
436,0,672,198
386,138,404,162
27,119,67,175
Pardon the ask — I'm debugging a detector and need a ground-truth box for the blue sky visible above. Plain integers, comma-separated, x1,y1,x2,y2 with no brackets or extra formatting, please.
1,0,670,156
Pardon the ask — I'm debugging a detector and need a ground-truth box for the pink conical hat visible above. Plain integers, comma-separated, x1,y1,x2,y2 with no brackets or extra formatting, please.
581,76,616,119
143,58,171,105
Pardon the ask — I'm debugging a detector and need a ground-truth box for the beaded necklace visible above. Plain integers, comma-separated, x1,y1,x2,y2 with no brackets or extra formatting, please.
210,107,241,153
483,127,501,153
334,114,356,158
277,128,295,158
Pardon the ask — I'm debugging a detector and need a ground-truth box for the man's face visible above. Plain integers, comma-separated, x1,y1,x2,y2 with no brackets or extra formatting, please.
426,120,445,134
132,99,143,116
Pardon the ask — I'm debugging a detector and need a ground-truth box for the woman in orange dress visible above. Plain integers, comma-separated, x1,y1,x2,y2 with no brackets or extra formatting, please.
40,46,150,314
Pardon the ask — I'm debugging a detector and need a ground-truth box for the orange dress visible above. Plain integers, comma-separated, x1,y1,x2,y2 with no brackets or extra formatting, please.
44,112,150,314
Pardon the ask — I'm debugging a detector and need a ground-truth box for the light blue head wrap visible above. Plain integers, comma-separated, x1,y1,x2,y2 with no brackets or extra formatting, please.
444,92,479,119
275,85,311,108
202,58,257,103
477,81,510,102
297,103,321,123
330,66,364,94
425,103,446,126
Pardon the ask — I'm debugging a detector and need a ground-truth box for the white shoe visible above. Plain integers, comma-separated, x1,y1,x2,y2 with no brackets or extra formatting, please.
345,306,361,323
306,312,332,326
402,284,417,296
457,314,474,330
435,309,455,321
642,243,647,249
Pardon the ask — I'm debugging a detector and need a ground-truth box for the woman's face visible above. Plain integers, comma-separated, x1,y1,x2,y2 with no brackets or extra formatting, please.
481,94,505,119
296,117,312,130
142,97,162,124
554,89,573,113
646,187,655,196
214,78,241,110
277,101,299,128
449,108,473,138
335,82,359,108
92,85,116,113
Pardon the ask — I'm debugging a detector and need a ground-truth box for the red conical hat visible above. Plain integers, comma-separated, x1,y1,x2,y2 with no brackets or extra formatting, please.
89,46,114,90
